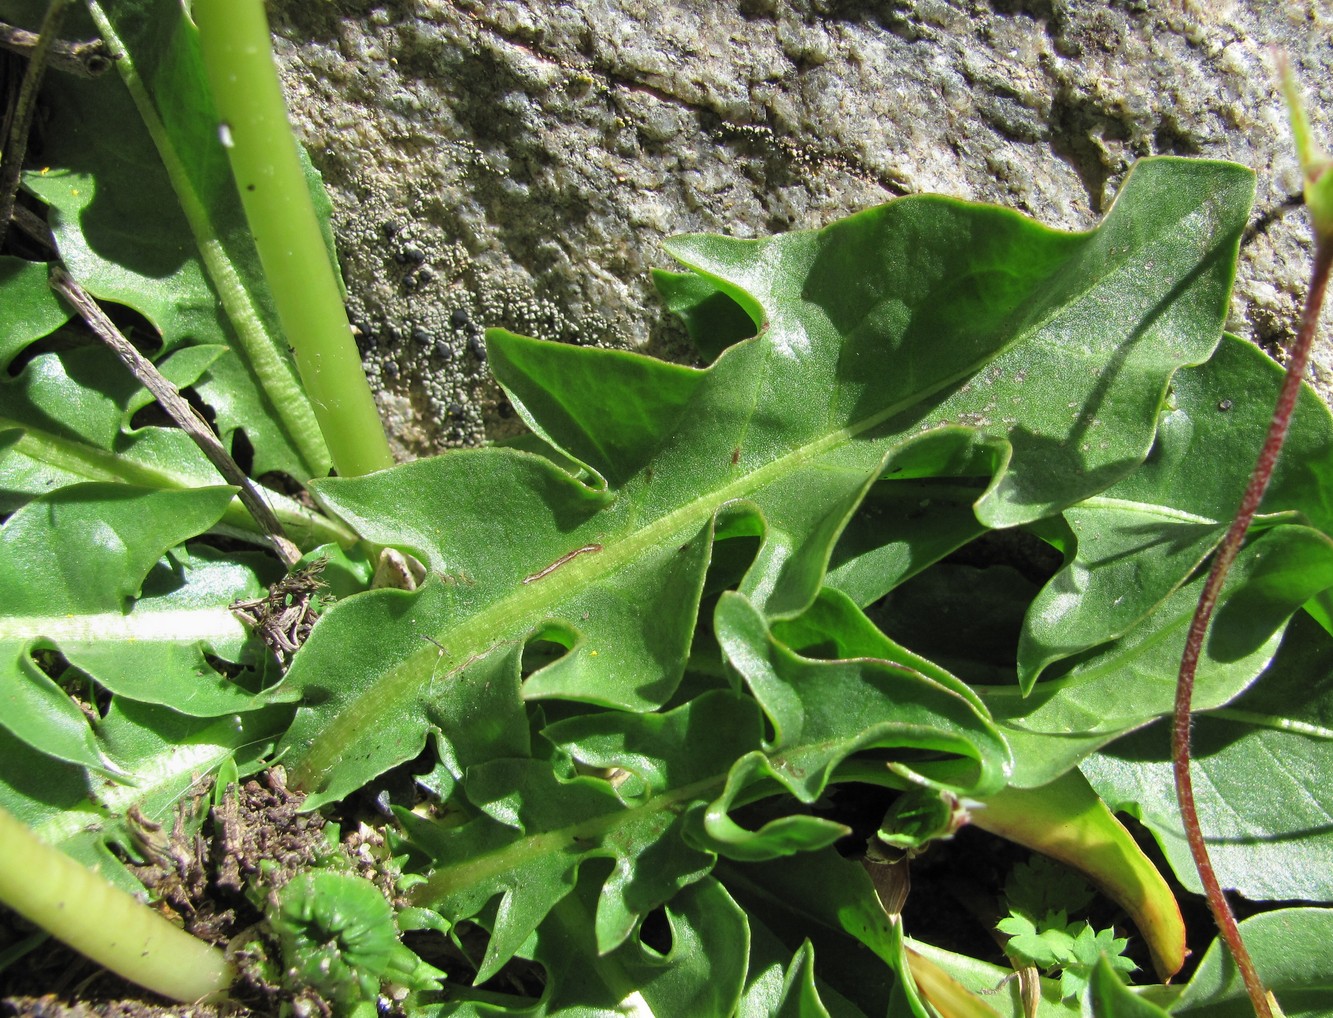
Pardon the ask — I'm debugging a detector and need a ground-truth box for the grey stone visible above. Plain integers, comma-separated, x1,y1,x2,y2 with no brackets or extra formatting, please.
266,0,1333,455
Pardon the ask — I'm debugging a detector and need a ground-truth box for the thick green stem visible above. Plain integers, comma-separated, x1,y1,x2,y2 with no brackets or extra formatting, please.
0,804,233,1002
86,2,331,480
192,0,394,477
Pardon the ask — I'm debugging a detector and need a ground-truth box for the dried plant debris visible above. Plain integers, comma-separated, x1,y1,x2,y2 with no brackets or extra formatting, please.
229,558,330,667
121,802,217,941
212,770,329,896
0,996,226,1018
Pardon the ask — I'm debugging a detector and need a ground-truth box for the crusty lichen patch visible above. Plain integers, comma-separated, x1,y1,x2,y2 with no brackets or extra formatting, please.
267,1,1333,448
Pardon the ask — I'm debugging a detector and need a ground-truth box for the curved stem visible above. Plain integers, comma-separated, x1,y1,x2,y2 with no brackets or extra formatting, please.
1172,234,1332,1018
0,804,234,1002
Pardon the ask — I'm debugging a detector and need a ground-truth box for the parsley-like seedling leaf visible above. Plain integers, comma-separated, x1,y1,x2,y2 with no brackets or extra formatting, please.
1004,855,1096,921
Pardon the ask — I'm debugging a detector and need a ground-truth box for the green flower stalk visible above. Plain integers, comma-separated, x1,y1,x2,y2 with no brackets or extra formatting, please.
87,1,331,480
193,0,394,478
0,804,233,1002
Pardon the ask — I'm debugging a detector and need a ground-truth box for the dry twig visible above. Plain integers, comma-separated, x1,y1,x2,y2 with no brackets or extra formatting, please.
0,20,114,78
48,264,302,567
0,0,71,250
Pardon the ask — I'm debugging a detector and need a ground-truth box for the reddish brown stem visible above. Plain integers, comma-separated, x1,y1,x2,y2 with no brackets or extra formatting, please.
1173,233,1333,1018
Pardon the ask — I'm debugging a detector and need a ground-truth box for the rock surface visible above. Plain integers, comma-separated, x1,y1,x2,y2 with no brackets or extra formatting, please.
267,0,1333,454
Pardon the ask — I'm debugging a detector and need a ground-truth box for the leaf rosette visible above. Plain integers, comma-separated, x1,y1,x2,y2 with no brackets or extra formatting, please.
254,158,1259,989
278,157,1255,808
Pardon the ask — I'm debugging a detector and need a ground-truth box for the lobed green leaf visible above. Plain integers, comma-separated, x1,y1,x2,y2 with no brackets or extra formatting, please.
1018,333,1333,691
280,158,1253,807
986,521,1333,787
0,343,347,546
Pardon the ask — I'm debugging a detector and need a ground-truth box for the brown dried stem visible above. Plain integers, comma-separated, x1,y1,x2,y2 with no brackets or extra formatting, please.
49,264,301,568
0,20,114,77
0,0,71,250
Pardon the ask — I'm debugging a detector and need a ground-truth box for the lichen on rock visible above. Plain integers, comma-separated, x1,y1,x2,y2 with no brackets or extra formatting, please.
268,0,1333,452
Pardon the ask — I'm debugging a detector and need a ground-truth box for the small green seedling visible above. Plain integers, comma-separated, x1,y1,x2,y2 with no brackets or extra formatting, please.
998,856,1136,1001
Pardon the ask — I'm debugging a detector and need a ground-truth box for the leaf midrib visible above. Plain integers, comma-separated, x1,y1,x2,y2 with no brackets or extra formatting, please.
0,417,354,545
412,774,720,905
0,607,246,645
295,367,960,784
